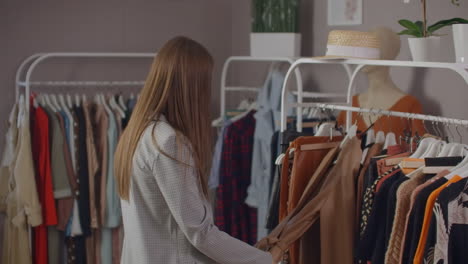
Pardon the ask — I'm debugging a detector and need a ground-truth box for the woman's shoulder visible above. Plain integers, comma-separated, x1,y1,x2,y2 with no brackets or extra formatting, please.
141,116,174,144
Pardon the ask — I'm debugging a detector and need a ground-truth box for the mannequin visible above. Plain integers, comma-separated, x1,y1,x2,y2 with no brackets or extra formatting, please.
337,27,426,138
358,27,406,127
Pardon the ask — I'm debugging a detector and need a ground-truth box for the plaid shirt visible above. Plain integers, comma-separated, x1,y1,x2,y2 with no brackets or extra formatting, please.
215,111,258,245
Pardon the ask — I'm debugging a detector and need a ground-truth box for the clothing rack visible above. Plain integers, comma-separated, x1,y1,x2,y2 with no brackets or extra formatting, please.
15,52,156,111
299,102,468,126
280,58,468,132
214,56,347,126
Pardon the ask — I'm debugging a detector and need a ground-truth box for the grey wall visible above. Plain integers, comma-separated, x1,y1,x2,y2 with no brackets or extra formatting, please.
2,0,468,144
0,0,233,151
230,0,468,139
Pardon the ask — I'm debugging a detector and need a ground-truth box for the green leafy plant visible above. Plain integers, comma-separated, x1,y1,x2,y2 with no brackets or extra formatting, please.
252,0,299,33
399,18,468,37
398,0,467,37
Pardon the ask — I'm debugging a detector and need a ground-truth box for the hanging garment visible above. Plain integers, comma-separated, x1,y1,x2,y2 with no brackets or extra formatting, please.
56,112,79,233
215,111,258,245
257,137,362,264
402,177,448,264
432,178,468,264
265,131,281,231
357,170,406,262
83,101,102,264
101,106,121,264
385,169,428,264
359,167,400,240
337,95,426,139
246,70,286,239
91,103,110,264
120,115,272,264
83,101,100,229
1,102,43,264
94,103,109,227
413,176,463,264
433,177,468,263
73,106,91,236
398,170,449,264
42,106,72,199
208,120,231,190
110,105,124,264
30,104,58,264
278,136,343,264
355,143,383,232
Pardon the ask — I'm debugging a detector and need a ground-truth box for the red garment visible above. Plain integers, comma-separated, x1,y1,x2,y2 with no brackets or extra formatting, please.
31,105,58,264
215,111,257,245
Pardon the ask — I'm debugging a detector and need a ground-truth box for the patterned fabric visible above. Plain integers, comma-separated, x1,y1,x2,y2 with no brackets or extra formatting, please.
31,105,58,264
359,166,400,237
215,111,258,245
120,115,271,264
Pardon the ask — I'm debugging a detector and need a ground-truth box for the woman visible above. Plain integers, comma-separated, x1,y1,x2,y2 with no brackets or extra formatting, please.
114,37,278,264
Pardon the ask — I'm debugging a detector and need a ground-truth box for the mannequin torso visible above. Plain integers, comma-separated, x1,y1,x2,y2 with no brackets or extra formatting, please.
356,27,407,127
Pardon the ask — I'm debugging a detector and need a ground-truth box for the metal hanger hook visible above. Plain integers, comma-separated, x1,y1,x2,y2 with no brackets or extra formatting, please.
455,122,463,143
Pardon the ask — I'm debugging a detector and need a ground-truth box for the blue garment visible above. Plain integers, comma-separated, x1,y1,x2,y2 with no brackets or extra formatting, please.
59,111,75,237
101,110,121,264
105,111,121,228
245,70,293,239
208,120,231,189
59,111,70,144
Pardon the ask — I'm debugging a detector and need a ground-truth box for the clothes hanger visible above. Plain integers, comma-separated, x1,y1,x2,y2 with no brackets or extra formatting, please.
51,94,62,111
438,143,457,157
315,122,340,137
66,94,73,109
44,94,57,112
447,125,465,156
75,94,80,107
376,131,385,144
58,94,69,111
109,95,126,119
409,137,438,158
32,95,39,109
37,94,46,107
419,119,446,158
118,95,128,111
100,94,113,117
366,111,377,145
365,129,376,146
420,139,443,158
17,95,25,128
384,132,397,149
340,111,359,148
382,111,396,149
445,156,468,179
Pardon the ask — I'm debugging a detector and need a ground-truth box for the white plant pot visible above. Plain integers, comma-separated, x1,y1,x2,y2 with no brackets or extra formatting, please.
453,24,468,63
408,36,441,62
250,33,301,57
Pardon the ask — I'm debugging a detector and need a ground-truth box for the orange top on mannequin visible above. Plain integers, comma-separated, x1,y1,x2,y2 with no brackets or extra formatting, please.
337,27,425,138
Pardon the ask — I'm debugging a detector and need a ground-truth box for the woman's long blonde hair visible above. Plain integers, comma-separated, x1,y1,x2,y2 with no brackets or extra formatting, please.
114,36,213,200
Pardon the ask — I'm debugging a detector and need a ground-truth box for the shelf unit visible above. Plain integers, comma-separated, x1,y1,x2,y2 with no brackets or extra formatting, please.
16,52,156,111
280,58,468,132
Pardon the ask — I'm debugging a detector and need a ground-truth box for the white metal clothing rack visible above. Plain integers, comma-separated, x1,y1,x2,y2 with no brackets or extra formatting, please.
280,58,468,132
16,52,156,112
215,56,347,126
299,103,468,126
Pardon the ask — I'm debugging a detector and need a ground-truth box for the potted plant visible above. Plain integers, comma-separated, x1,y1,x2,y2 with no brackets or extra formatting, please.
398,0,467,62
250,0,301,57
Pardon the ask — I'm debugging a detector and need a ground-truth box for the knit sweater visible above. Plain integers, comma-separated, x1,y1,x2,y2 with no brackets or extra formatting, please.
384,170,427,264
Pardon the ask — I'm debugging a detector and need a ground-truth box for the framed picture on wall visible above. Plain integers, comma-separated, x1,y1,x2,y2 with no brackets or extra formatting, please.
328,0,362,26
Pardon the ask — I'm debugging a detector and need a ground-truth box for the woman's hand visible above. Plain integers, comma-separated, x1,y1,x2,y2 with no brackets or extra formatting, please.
269,246,283,264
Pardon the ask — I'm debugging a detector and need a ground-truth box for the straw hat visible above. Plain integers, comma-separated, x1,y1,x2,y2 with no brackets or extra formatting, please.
315,30,382,60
